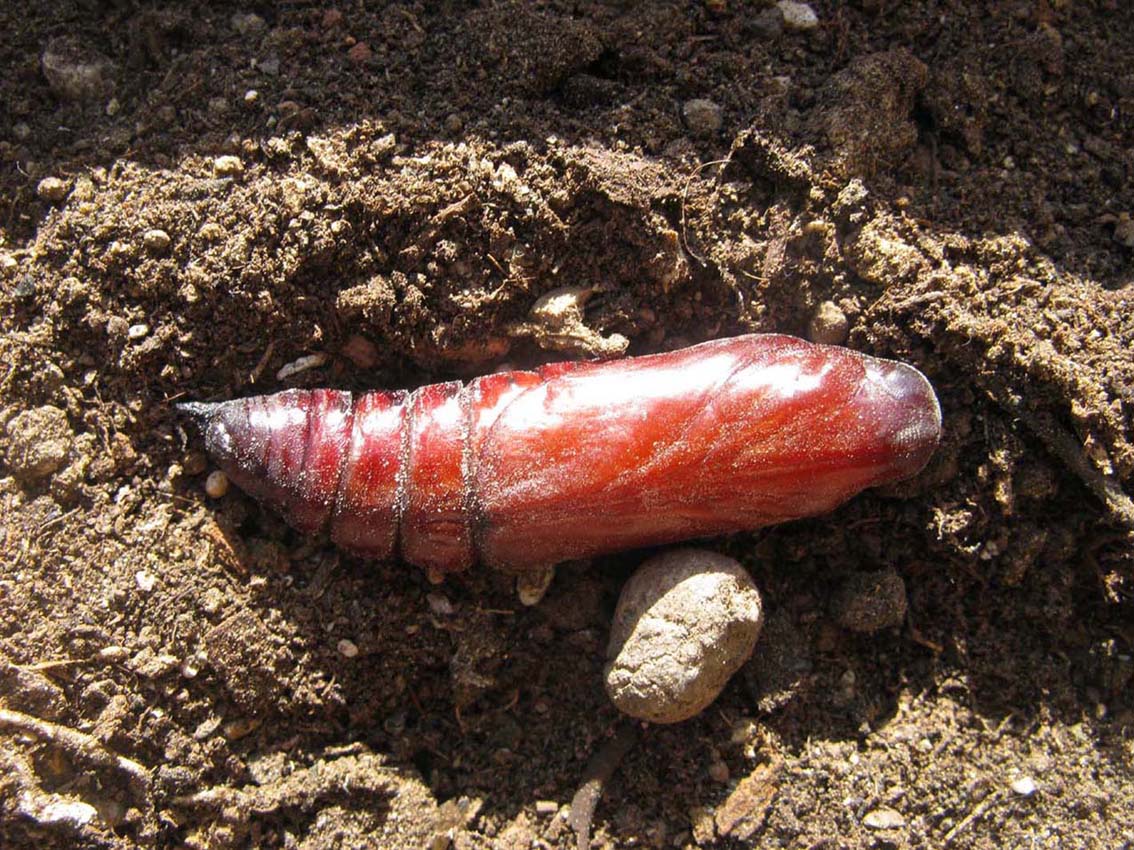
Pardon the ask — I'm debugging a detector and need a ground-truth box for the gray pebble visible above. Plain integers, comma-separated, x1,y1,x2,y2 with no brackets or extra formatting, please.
778,1,819,31
682,98,723,137
604,549,764,724
231,12,266,36
807,300,849,346
5,406,73,481
41,36,116,101
862,807,905,830
833,568,908,632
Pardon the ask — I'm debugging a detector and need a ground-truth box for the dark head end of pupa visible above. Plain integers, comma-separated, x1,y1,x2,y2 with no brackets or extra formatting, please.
176,401,217,423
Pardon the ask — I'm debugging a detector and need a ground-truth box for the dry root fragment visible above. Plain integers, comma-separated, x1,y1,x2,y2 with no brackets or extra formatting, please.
567,722,639,850
508,286,629,358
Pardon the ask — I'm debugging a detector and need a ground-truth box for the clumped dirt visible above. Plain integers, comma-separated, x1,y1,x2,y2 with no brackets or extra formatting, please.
2,1,1133,848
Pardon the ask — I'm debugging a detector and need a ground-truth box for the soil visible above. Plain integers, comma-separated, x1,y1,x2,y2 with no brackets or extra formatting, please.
2,1,1133,848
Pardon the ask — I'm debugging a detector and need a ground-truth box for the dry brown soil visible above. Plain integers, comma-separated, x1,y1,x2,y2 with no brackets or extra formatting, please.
2,2,1133,848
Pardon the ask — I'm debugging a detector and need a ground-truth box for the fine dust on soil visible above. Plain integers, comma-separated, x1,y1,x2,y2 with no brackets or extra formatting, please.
1,1,1132,848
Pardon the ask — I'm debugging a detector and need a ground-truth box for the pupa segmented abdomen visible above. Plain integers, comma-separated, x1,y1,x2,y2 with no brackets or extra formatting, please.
181,334,942,581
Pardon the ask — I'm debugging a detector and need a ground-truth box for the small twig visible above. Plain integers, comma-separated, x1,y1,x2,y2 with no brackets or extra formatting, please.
249,340,276,384
997,398,1134,531
0,707,151,790
680,158,731,266
942,789,1006,846
567,721,639,850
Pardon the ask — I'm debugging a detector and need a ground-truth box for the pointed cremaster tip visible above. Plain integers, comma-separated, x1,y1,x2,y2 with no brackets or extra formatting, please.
175,401,220,426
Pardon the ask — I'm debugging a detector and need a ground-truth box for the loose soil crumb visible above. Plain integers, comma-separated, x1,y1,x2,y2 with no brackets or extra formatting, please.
2,2,1132,848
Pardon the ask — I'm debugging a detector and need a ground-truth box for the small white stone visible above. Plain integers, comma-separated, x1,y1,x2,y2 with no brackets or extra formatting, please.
1010,776,1037,797
143,228,171,253
35,799,98,827
204,470,230,499
180,656,201,678
127,323,150,340
337,639,359,658
135,570,157,592
777,1,819,31
244,89,260,104
862,808,905,830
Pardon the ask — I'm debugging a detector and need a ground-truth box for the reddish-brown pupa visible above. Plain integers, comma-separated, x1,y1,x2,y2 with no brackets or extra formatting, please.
181,334,941,587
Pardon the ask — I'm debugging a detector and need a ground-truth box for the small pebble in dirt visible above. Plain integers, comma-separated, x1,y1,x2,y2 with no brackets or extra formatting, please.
833,568,908,633
106,315,129,338
862,808,905,830
5,406,73,482
1113,214,1134,248
142,228,171,254
1011,776,1037,797
337,638,359,658
751,6,785,38
41,36,116,101
231,12,266,36
347,42,372,64
683,98,723,137
341,334,378,369
36,176,69,203
127,323,150,340
604,549,764,724
778,1,819,31
534,800,559,816
708,760,730,783
780,1,816,31
807,300,849,346
183,451,208,476
426,592,455,617
204,470,230,499
213,155,244,177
